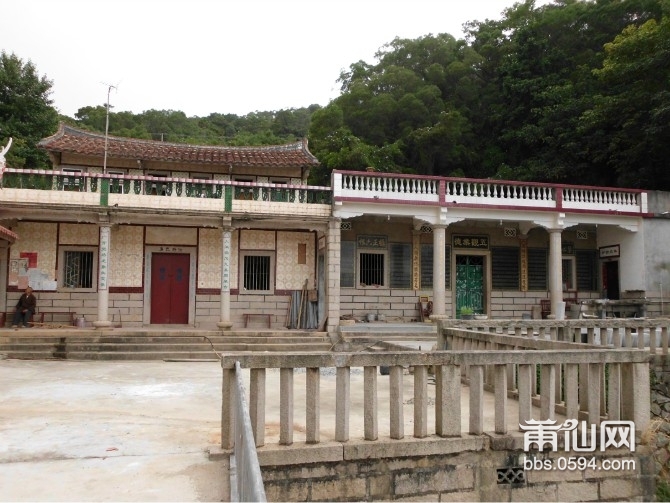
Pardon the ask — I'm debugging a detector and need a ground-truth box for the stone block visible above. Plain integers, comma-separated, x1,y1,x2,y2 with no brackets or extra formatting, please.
509,483,558,502
599,478,637,500
394,466,474,496
556,481,599,501
257,443,343,466
264,480,309,502
439,490,480,502
393,493,441,502
310,477,366,501
368,474,392,499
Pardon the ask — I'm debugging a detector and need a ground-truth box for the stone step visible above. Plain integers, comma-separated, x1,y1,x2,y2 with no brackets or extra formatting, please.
0,335,329,345
0,330,332,360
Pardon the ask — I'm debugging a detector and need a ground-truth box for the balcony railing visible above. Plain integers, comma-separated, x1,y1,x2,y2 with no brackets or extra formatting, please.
0,168,332,211
333,171,648,215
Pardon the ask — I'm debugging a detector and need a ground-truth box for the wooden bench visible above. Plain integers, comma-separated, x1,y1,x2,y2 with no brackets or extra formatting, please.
0,311,77,327
244,313,271,328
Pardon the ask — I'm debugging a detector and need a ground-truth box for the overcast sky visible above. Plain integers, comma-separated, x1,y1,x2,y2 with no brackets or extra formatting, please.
2,0,545,118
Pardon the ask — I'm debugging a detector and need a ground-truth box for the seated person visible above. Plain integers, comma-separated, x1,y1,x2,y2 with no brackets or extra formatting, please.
12,287,36,328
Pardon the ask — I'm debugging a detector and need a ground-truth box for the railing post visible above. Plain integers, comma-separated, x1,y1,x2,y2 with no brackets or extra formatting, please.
631,362,651,435
607,363,621,420
587,363,601,427
306,367,320,444
662,325,669,355
518,364,532,428
364,366,378,441
414,365,428,438
249,368,266,447
540,364,556,421
279,367,294,445
494,364,507,434
221,368,235,449
336,366,350,442
469,365,484,435
389,365,404,440
564,364,579,420
435,364,461,437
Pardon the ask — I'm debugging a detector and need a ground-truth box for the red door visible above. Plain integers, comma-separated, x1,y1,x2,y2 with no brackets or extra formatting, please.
151,253,190,324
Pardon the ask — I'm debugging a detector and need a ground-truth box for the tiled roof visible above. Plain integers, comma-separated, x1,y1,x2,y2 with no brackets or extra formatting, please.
38,123,320,168
0,225,18,243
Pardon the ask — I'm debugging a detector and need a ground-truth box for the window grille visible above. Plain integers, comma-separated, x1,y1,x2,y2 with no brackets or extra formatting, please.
576,250,598,291
243,255,271,291
63,251,94,288
420,245,451,289
390,243,411,288
360,252,384,287
528,248,548,290
492,247,520,290
341,241,355,288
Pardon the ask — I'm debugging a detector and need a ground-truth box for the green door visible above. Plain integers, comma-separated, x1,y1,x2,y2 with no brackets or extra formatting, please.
455,255,484,317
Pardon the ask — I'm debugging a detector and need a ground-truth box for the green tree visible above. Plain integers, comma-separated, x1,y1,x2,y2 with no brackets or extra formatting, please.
0,51,58,168
580,17,670,188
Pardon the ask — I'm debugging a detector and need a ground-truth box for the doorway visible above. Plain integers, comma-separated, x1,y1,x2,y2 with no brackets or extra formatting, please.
455,255,485,317
603,260,620,300
150,253,190,324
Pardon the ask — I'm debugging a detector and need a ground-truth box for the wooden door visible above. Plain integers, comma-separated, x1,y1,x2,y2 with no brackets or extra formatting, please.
150,253,190,324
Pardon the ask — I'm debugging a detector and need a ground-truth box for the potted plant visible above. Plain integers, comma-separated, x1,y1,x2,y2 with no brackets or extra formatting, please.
460,306,474,320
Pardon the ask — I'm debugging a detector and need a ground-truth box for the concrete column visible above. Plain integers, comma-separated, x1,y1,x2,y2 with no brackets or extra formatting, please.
432,224,446,316
326,218,341,334
548,229,563,317
217,227,233,330
93,223,112,328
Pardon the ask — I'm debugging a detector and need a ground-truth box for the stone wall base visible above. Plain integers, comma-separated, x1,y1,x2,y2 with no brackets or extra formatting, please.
253,439,655,502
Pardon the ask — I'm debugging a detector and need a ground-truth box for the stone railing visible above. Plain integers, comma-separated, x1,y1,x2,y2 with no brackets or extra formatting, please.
0,168,331,211
332,171,648,214
231,361,267,502
219,344,650,452
439,318,670,355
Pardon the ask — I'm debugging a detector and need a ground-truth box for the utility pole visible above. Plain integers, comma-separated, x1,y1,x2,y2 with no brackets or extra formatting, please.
102,83,117,174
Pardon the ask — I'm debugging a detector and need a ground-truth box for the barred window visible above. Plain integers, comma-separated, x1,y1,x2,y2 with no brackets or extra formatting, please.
576,250,598,291
360,252,385,287
492,247,520,290
242,253,273,293
528,248,548,291
59,247,97,291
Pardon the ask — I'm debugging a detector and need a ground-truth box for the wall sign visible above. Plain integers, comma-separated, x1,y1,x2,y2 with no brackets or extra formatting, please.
357,235,387,249
599,244,620,258
452,235,489,249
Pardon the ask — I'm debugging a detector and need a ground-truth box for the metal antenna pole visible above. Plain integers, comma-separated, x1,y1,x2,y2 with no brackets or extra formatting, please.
102,83,116,174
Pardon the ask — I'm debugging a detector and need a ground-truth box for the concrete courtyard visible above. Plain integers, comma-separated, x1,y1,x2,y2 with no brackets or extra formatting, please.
0,355,536,502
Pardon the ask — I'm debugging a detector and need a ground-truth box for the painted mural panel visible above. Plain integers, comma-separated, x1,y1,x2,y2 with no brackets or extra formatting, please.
110,225,144,287
276,231,315,290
